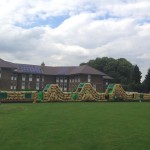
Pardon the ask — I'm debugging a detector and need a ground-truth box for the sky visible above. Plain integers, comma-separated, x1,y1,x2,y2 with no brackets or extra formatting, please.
0,0,150,80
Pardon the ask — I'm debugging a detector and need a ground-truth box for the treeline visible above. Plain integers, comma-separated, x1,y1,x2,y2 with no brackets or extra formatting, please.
80,57,150,93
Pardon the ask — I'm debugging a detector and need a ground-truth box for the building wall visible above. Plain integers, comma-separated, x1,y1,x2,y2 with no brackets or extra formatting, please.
0,68,12,90
91,75,104,92
16,74,56,91
0,68,109,92
10,72,18,90
68,75,81,91
44,75,56,89
67,74,105,92
55,76,69,91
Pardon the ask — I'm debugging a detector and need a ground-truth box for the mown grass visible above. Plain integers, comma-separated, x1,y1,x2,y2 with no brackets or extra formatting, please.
0,102,150,150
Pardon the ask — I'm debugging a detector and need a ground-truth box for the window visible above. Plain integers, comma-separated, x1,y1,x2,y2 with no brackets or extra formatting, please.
64,83,67,91
64,77,67,83
75,77,77,83
60,77,63,83
72,78,74,83
13,74,17,81
21,82,25,90
22,74,26,81
28,82,30,89
59,84,63,91
14,76,17,81
10,85,13,90
11,74,17,81
88,75,91,82
78,77,80,83
14,85,16,90
14,69,18,72
93,84,96,89
11,75,14,80
11,82,16,90
42,76,44,82
42,83,44,89
0,68,2,78
36,82,40,90
29,74,32,81
56,77,59,83
36,76,40,82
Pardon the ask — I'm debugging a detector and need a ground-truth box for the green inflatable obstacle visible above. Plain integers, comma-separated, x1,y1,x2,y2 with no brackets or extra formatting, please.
43,84,51,92
25,92,32,99
71,93,78,100
106,84,115,94
0,92,7,99
38,91,43,102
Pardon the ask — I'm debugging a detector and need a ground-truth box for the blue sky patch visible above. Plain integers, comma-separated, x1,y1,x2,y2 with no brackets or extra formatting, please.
95,12,121,20
138,18,150,25
15,15,69,29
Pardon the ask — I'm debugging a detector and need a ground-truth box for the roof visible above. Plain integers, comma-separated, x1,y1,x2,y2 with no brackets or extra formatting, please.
14,64,107,76
0,58,16,68
69,65,107,75
56,67,76,75
43,66,76,75
103,75,113,80
0,58,112,79
14,64,44,74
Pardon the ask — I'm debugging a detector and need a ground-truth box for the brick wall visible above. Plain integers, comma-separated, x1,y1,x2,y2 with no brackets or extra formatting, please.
0,69,108,92
0,68,12,90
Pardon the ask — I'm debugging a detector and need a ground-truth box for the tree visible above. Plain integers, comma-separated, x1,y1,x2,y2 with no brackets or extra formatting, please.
80,57,145,92
116,58,133,84
80,57,134,85
131,65,142,84
128,65,142,92
143,68,150,93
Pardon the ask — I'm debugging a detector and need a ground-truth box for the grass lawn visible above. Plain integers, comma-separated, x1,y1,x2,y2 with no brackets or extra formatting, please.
0,102,150,150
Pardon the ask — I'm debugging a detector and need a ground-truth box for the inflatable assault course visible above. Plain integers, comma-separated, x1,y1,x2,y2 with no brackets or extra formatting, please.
0,83,150,102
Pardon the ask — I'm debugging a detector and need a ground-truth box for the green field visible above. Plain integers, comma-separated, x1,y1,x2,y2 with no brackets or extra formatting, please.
0,102,150,150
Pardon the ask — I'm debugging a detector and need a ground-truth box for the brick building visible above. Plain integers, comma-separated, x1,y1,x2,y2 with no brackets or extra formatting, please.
0,58,112,92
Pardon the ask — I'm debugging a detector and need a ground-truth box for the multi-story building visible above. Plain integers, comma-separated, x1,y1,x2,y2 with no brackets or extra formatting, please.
0,58,112,92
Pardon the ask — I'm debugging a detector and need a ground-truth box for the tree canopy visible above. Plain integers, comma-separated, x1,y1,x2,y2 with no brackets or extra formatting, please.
80,57,134,85
80,57,149,92
143,68,150,93
131,65,142,84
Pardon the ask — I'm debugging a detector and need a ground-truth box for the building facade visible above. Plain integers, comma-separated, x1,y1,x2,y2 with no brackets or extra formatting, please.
0,58,112,92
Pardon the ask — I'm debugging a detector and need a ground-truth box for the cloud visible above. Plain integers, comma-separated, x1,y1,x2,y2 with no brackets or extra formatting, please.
0,0,150,80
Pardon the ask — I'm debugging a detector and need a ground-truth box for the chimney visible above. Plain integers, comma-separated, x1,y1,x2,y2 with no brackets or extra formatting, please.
41,62,45,69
